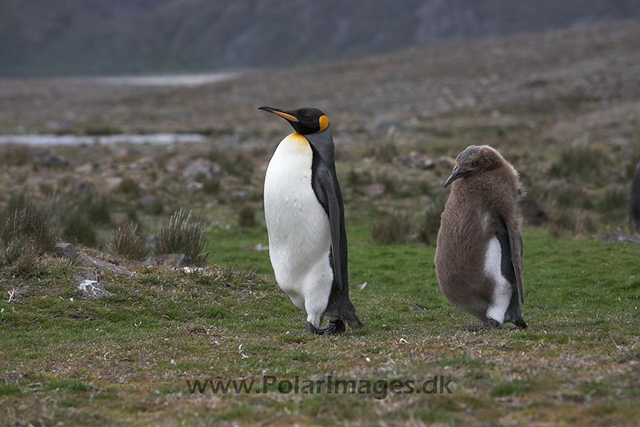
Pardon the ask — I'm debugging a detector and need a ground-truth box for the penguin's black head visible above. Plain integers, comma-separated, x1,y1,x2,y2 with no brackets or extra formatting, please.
258,106,329,135
444,145,504,187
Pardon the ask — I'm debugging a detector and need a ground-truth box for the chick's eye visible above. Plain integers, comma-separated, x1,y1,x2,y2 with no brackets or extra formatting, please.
472,160,479,167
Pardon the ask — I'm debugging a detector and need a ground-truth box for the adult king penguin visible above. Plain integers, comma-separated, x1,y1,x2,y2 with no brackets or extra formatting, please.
259,106,362,335
435,145,527,330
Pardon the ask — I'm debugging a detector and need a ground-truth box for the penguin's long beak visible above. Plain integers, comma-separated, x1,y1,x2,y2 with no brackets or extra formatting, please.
258,106,299,123
444,167,471,188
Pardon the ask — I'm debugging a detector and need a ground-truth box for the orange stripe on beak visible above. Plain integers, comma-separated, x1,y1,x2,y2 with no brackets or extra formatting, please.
270,110,299,122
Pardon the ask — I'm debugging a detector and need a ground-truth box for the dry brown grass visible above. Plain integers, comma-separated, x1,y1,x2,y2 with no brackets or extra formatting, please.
156,209,208,265
108,221,148,261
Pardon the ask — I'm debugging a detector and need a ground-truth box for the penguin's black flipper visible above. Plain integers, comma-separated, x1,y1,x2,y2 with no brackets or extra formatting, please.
498,222,527,329
319,172,344,292
500,216,525,303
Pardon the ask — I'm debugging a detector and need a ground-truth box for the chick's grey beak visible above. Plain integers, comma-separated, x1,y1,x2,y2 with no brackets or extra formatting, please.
444,167,469,188
258,106,299,122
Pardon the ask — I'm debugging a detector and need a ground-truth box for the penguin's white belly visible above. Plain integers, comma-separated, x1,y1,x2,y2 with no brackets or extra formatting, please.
264,133,333,322
483,237,512,323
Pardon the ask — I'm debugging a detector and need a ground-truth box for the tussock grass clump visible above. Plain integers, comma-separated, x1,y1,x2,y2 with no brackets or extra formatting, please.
40,193,102,247
550,183,592,209
238,205,256,228
594,185,628,222
137,196,164,215
1,194,57,255
549,146,608,182
371,212,411,245
207,149,253,182
0,144,31,167
1,236,40,273
60,209,97,247
115,178,141,197
345,169,372,196
371,141,399,163
346,169,362,187
418,195,446,246
108,221,148,260
550,209,578,236
549,209,597,237
0,194,58,272
379,174,398,196
202,178,221,195
156,209,208,265
81,192,112,225
490,380,537,397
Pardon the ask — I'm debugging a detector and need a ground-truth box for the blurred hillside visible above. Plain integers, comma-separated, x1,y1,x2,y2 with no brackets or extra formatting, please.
1,19,639,240
2,0,640,76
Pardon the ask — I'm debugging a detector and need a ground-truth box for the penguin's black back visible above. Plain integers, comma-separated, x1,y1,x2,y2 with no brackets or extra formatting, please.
305,126,361,328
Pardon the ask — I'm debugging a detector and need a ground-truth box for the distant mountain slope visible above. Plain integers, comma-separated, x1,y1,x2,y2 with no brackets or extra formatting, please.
2,0,640,76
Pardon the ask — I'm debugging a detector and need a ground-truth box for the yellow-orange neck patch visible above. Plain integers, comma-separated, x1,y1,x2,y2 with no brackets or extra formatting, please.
318,115,330,132
286,132,309,148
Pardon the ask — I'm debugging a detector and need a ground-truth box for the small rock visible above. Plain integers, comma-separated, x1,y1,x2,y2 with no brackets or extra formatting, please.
364,183,386,198
229,190,249,199
129,156,155,170
519,199,549,226
522,78,550,89
73,268,113,299
600,234,640,244
75,181,94,194
76,279,113,298
186,181,204,193
75,163,95,174
254,243,268,251
165,158,182,175
607,137,633,149
182,266,205,274
56,245,133,276
73,268,97,281
76,253,134,276
182,159,220,181
15,285,32,296
437,156,456,169
106,177,123,191
136,196,164,214
147,236,160,252
54,242,80,259
39,154,69,168
136,195,159,206
373,118,404,133
143,254,192,268
400,152,436,170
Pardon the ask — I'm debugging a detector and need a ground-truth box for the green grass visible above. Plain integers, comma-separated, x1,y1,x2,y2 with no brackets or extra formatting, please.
1,226,640,426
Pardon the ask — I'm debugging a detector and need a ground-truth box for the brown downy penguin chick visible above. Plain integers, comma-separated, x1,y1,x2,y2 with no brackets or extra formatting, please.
435,145,527,330
631,160,640,233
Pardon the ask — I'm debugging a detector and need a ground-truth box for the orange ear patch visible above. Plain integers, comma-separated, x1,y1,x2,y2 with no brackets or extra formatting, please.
318,115,330,132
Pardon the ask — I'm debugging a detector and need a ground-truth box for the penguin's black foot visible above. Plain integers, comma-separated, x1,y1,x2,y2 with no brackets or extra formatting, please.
511,317,528,329
467,319,501,331
306,322,322,335
319,320,346,335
